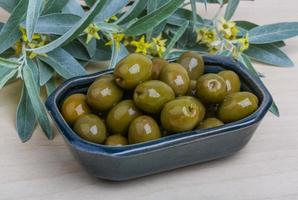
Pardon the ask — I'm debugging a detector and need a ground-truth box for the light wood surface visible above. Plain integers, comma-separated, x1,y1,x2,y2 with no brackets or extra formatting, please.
1,1,298,199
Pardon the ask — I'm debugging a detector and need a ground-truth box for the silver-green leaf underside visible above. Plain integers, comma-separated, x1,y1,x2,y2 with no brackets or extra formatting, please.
124,0,184,36
94,0,129,22
36,59,54,86
16,84,37,142
249,22,298,44
224,0,240,20
23,59,53,139
31,0,108,54
0,0,28,54
42,0,69,14
26,0,43,42
117,0,148,25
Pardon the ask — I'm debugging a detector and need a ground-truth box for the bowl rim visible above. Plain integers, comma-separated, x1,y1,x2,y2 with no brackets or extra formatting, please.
45,55,273,157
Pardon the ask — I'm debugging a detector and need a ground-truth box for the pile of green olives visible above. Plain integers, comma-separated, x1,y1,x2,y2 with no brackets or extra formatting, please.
60,52,259,146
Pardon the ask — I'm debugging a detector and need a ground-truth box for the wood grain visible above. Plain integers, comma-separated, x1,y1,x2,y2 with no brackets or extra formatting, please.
0,1,298,199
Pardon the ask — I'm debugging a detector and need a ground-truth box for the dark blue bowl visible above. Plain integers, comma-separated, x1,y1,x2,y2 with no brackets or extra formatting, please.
45,55,273,181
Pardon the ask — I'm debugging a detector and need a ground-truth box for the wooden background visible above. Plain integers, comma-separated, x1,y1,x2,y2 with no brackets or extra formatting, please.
0,0,298,199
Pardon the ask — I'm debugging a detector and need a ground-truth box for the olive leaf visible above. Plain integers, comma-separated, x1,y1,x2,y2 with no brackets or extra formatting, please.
16,84,37,142
23,59,53,139
117,0,148,25
164,21,189,58
167,8,204,27
32,13,81,35
244,44,294,67
224,0,240,20
39,48,86,79
78,36,97,58
0,68,17,89
0,0,28,54
0,0,21,12
36,59,54,86
62,0,85,17
63,40,91,61
26,0,43,42
45,78,57,96
31,0,108,54
0,57,21,69
42,0,69,14
94,0,129,22
249,22,298,44
190,0,198,30
269,101,280,117
124,0,184,36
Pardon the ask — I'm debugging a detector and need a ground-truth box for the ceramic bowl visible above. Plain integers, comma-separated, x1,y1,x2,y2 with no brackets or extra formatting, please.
45,55,273,181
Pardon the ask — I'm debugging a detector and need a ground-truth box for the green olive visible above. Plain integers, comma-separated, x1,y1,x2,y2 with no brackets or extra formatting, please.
151,58,169,79
106,100,142,135
160,63,190,96
73,114,107,144
217,92,259,123
128,115,161,144
218,70,241,94
61,93,91,125
161,98,204,132
105,134,128,146
204,104,219,118
196,73,228,104
133,80,175,113
177,96,206,122
187,80,197,96
197,118,224,129
87,75,123,111
114,53,152,89
177,51,204,80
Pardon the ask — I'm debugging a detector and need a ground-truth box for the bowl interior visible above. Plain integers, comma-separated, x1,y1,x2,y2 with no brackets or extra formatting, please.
46,56,272,155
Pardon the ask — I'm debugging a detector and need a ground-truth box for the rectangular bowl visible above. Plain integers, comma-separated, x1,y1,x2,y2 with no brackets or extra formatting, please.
45,55,273,181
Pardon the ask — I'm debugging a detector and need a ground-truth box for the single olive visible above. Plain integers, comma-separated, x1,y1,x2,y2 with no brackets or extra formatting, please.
106,100,142,135
128,116,161,144
105,134,128,146
217,92,259,123
133,80,175,113
177,96,206,122
161,98,204,132
151,58,169,79
114,53,152,90
73,114,107,144
177,51,204,80
196,73,228,104
218,70,241,94
87,75,123,111
197,118,224,129
61,93,91,125
160,63,190,96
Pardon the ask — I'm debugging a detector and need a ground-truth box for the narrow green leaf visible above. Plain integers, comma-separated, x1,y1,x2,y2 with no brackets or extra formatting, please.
42,0,69,14
94,0,129,22
36,59,53,86
16,84,36,142
164,21,189,58
32,13,81,35
62,0,85,17
23,59,53,139
78,36,96,58
269,101,280,117
224,0,240,20
0,57,20,69
190,0,198,31
108,42,129,69
95,22,123,33
236,20,258,30
0,68,17,89
26,0,43,42
91,41,112,62
32,0,108,54
244,44,294,67
39,48,86,79
45,78,57,96
124,0,184,36
0,0,20,12
167,8,204,27
117,0,148,25
0,0,28,54
249,22,298,44
85,0,95,7
63,40,91,61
